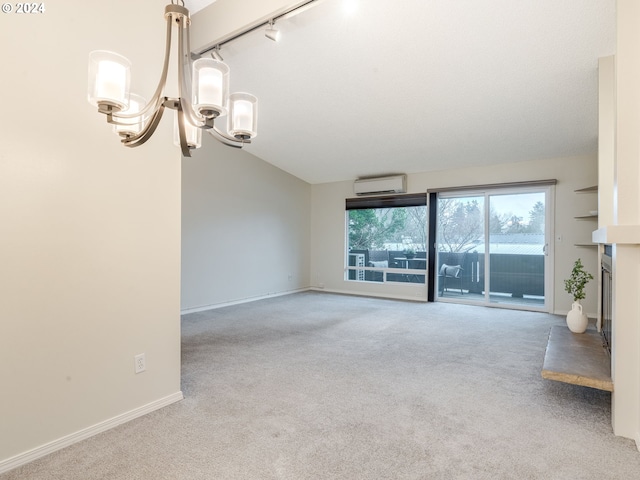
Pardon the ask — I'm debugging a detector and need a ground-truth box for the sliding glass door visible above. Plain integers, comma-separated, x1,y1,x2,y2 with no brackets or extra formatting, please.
435,186,552,311
436,194,485,297
487,192,546,307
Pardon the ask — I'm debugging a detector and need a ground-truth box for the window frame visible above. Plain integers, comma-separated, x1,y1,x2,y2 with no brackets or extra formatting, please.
345,193,428,284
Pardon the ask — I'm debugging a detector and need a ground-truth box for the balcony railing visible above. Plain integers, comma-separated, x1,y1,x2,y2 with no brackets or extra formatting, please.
347,249,545,297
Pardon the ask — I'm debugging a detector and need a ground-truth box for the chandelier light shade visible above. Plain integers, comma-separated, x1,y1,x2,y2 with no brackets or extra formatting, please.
87,51,131,111
87,0,257,157
173,112,202,149
228,93,258,140
192,58,229,118
113,93,147,137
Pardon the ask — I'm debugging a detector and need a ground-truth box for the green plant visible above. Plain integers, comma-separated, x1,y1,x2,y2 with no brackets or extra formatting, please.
564,258,594,302
403,248,415,255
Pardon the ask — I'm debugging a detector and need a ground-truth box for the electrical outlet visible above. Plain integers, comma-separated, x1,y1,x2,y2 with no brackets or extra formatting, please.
134,353,146,374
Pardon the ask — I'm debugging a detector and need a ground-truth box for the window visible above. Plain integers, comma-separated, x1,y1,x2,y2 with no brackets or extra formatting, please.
345,194,427,284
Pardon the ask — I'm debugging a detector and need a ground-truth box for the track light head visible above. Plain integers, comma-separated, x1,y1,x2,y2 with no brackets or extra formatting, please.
265,20,280,42
210,45,223,61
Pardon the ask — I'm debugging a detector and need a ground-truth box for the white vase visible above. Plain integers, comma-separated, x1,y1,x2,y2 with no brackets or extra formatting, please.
566,301,589,333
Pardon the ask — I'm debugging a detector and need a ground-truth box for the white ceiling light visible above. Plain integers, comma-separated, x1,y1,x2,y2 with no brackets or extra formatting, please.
342,0,358,15
87,0,257,157
265,20,280,42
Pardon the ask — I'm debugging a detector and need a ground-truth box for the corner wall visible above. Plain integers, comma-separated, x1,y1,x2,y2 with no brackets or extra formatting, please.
608,0,640,444
310,155,598,315
181,134,311,312
0,0,182,470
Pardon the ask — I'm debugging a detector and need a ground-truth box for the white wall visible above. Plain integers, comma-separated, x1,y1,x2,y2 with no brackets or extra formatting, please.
181,133,311,312
607,0,640,444
181,1,312,314
0,0,182,469
310,155,598,315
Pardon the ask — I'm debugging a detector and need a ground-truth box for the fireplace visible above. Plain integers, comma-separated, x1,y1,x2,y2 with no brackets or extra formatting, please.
601,245,612,355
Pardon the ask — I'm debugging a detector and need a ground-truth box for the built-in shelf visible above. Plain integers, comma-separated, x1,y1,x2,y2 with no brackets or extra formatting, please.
574,187,598,246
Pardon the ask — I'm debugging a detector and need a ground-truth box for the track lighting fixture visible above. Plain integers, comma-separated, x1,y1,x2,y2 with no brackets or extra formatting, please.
265,20,280,42
210,45,224,62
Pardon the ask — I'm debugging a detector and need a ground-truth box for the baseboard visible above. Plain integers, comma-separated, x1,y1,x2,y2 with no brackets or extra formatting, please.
0,391,184,475
309,286,428,303
180,287,311,314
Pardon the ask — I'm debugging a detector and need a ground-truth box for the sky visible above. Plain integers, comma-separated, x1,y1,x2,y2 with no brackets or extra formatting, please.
489,192,545,221
447,192,545,222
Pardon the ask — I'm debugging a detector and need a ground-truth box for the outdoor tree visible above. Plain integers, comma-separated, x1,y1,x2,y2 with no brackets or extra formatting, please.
403,206,427,251
437,198,483,252
503,214,527,234
526,201,545,234
348,208,408,250
489,207,506,234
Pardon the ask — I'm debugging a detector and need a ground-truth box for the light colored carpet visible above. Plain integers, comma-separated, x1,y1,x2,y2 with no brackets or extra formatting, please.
4,291,640,479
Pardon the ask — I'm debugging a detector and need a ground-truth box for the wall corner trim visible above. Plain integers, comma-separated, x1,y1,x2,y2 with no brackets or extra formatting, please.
0,391,184,475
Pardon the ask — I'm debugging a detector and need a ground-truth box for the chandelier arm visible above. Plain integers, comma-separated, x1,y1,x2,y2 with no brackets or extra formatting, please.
176,10,206,128
182,13,194,105
121,103,167,148
208,130,243,149
111,11,174,121
209,125,251,148
176,102,192,157
213,124,252,144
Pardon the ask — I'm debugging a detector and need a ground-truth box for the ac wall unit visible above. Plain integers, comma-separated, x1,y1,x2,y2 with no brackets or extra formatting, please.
353,175,407,195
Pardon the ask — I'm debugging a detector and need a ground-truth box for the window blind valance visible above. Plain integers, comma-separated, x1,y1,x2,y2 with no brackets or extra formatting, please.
346,193,427,210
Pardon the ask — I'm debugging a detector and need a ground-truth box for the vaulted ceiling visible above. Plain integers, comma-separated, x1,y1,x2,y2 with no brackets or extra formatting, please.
185,0,615,184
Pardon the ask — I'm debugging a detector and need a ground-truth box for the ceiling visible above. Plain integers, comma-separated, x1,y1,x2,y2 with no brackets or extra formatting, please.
184,0,615,185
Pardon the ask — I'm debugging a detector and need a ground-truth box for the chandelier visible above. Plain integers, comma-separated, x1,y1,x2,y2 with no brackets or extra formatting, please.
87,0,258,157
